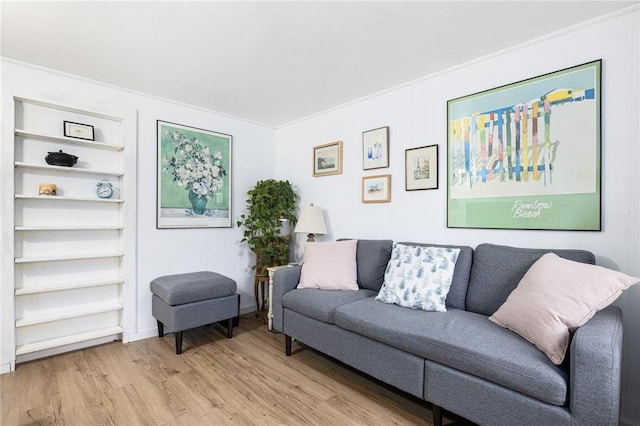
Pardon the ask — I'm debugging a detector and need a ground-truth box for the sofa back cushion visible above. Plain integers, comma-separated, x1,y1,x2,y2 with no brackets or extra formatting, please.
466,243,595,316
397,242,473,310
354,239,394,291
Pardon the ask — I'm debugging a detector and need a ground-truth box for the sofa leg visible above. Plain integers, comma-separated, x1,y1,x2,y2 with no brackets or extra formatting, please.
226,317,234,338
285,335,292,356
175,331,183,355
432,404,443,426
157,320,164,338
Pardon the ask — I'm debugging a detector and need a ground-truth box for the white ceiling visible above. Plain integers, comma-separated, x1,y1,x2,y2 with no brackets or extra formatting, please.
1,1,636,127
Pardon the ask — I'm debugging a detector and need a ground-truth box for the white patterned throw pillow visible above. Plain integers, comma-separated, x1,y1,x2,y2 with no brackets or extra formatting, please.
376,244,460,311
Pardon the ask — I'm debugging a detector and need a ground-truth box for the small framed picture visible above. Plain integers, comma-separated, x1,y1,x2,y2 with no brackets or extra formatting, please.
63,121,95,141
405,144,438,191
313,141,343,177
362,174,391,203
362,126,389,170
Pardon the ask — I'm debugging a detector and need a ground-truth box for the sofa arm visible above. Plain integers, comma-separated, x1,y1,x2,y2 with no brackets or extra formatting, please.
271,265,302,333
569,305,623,426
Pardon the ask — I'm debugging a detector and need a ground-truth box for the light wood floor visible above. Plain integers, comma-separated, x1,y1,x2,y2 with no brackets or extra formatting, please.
1,314,473,425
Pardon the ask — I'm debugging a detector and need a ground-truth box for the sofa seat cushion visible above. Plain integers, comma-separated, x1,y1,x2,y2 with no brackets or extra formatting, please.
333,297,568,406
282,289,377,324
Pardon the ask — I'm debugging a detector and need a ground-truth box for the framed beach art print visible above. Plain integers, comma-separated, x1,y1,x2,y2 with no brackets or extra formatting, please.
447,60,601,231
157,120,232,228
362,174,391,203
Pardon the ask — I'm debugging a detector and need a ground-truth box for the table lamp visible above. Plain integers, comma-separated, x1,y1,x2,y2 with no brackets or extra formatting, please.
294,204,327,242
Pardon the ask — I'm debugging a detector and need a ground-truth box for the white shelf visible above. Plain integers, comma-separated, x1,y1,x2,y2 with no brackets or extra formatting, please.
14,161,124,176
16,304,124,328
15,194,123,203
9,95,135,365
15,278,124,296
15,129,123,151
15,225,123,231
14,96,122,120
15,326,124,355
15,252,124,264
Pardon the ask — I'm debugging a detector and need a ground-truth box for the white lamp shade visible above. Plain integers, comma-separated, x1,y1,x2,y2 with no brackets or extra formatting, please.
294,205,327,235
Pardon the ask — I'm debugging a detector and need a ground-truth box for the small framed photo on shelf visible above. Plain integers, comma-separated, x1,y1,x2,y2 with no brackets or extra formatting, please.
405,144,438,191
313,141,343,177
362,126,389,170
63,121,95,141
362,174,391,203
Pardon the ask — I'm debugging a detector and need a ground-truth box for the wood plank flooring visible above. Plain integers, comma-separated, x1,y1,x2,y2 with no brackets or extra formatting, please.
1,314,473,425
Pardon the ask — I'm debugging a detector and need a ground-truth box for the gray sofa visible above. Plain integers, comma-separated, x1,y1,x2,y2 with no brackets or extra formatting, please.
271,240,623,426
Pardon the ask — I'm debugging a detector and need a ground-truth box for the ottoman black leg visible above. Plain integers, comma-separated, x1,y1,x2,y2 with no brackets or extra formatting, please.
226,318,234,338
175,331,183,354
157,320,164,338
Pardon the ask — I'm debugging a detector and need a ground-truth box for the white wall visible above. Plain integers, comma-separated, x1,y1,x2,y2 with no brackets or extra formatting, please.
275,11,640,425
0,60,276,370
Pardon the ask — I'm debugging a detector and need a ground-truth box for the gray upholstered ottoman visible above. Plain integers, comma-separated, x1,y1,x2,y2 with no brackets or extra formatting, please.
151,271,240,354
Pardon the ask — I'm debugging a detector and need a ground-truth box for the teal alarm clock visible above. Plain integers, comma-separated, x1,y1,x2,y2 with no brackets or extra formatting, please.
96,179,113,198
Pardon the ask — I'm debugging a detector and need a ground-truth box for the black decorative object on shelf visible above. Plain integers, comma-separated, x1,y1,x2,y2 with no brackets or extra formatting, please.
45,150,78,167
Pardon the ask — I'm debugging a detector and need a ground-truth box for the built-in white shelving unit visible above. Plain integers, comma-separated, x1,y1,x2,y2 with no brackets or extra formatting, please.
4,95,137,367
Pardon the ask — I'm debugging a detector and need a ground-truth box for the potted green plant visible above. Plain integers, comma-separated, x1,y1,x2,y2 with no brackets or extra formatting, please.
237,179,298,274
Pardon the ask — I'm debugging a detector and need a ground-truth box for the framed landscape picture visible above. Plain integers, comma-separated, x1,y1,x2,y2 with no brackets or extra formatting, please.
362,126,389,170
447,60,601,230
406,144,438,191
157,120,232,228
362,174,391,203
313,141,343,177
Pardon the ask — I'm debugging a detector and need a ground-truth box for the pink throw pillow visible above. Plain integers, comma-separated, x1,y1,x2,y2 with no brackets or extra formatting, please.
489,253,638,364
298,240,358,290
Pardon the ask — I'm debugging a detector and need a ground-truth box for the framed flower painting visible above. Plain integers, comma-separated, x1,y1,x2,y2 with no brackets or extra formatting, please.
157,120,232,228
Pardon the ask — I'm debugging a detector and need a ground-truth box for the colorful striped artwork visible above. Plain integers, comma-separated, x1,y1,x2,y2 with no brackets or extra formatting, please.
447,60,601,231
449,87,594,190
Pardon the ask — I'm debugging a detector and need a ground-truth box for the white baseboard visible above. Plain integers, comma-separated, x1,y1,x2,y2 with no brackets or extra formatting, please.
240,304,256,316
127,329,158,343
1,361,15,374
